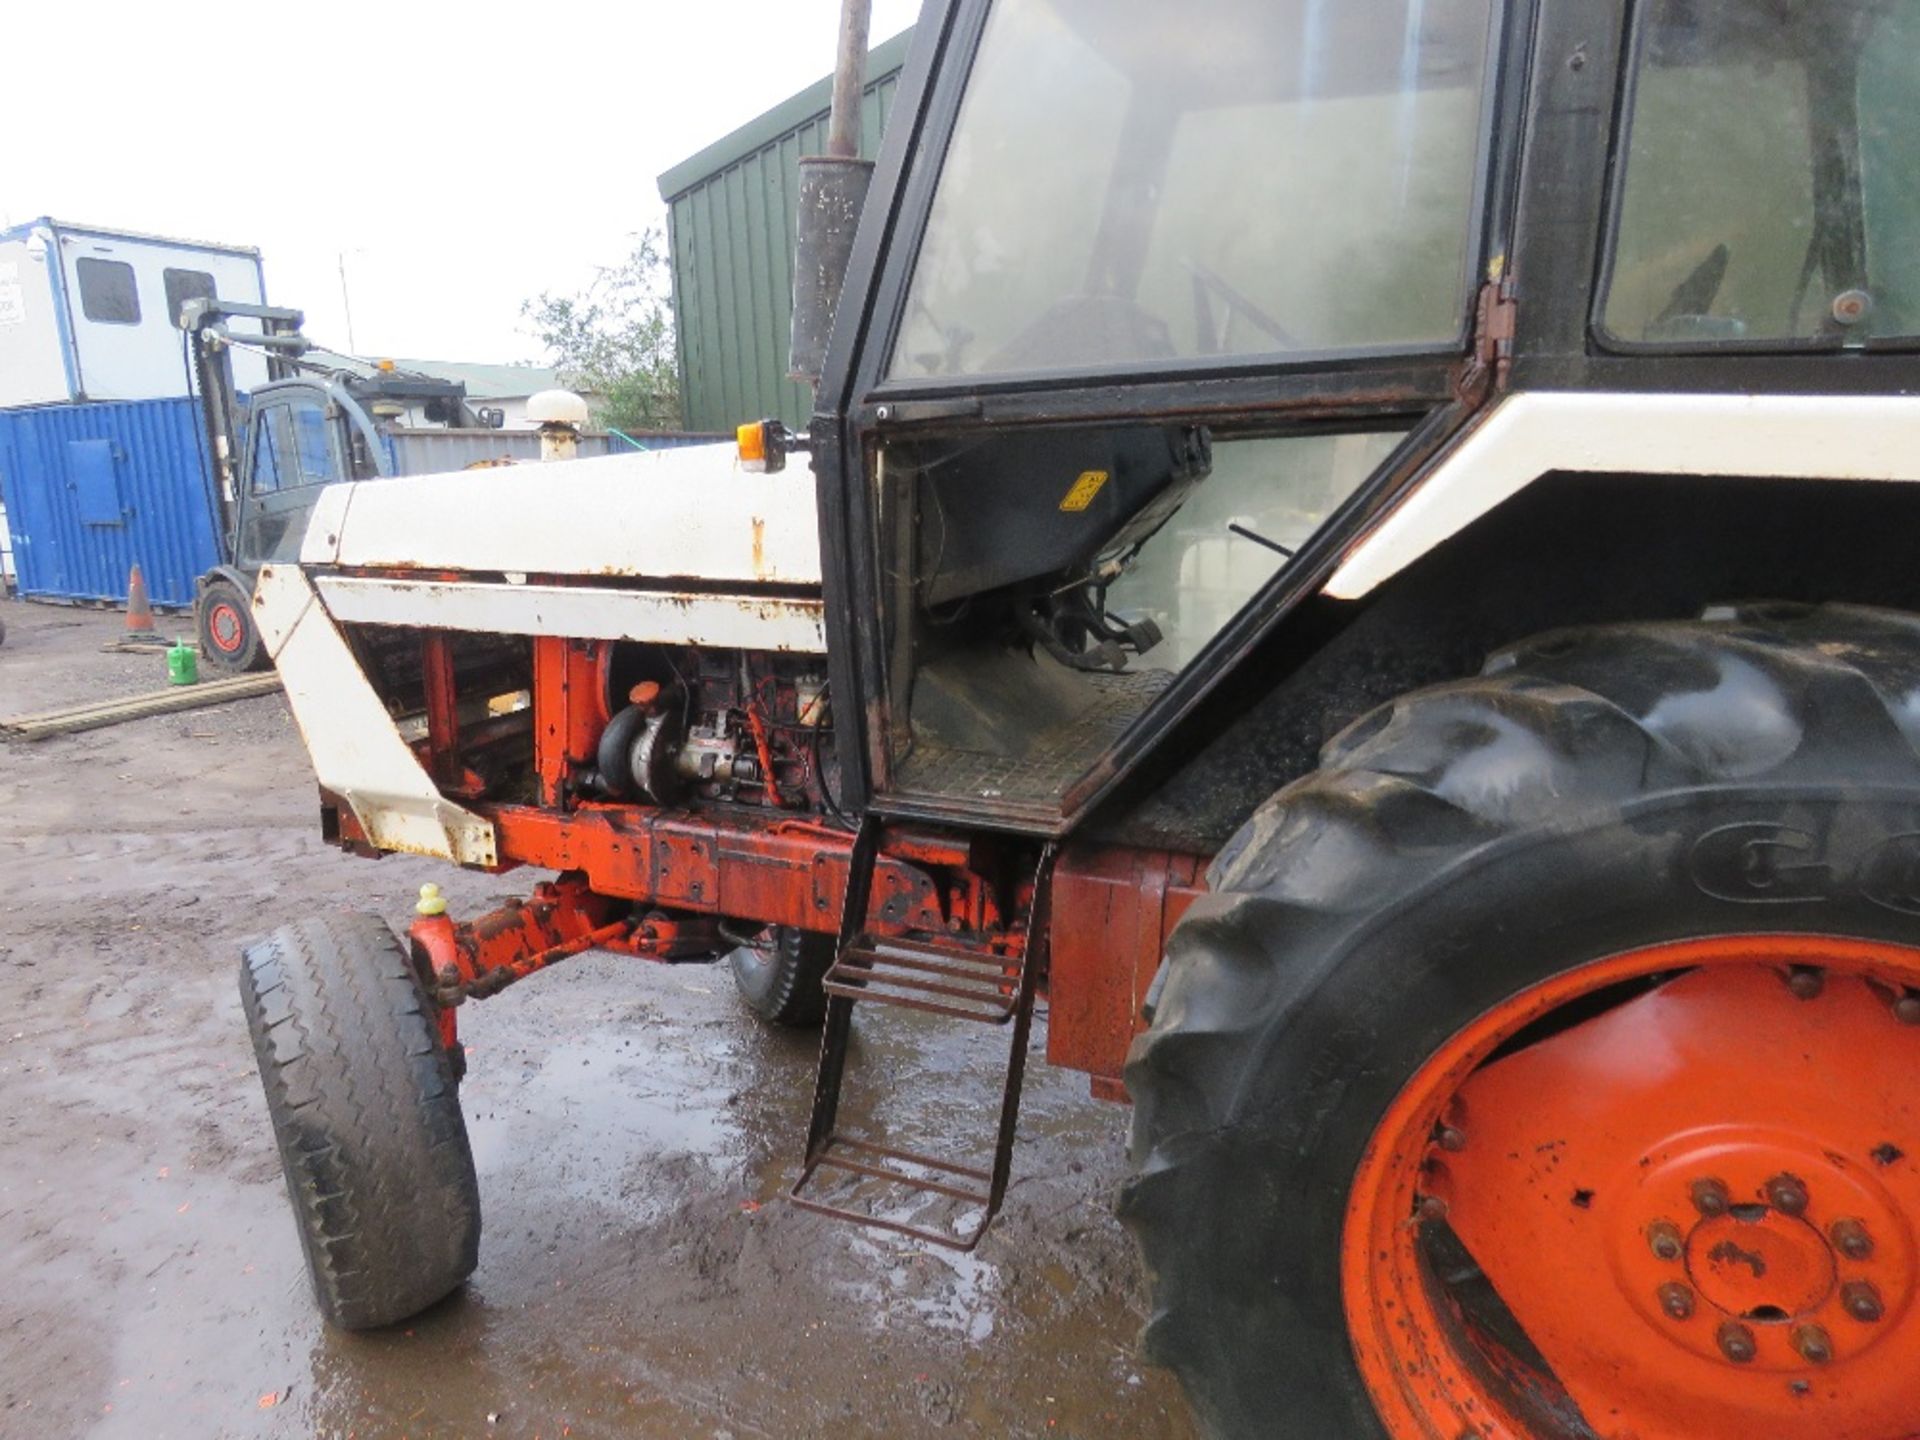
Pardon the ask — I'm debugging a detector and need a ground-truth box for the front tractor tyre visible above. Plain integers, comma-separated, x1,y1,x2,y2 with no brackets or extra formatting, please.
240,912,481,1330
1125,604,1920,1440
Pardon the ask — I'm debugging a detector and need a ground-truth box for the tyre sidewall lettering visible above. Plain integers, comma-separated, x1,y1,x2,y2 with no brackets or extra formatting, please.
1689,814,1920,911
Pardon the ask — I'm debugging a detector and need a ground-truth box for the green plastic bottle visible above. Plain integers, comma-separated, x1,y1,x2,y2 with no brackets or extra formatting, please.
167,638,199,687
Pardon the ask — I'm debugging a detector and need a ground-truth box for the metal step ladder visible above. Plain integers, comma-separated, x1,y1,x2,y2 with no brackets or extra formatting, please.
789,819,1056,1251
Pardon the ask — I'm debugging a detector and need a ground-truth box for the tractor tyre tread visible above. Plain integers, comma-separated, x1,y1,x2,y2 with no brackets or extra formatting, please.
240,911,480,1330
730,926,835,1028
1123,602,1920,1438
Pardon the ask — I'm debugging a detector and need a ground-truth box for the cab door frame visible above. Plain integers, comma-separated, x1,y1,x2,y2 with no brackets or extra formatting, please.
808,0,1538,827
235,383,348,574
231,379,385,579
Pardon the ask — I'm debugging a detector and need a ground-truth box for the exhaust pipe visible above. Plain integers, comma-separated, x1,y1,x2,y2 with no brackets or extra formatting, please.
788,0,875,388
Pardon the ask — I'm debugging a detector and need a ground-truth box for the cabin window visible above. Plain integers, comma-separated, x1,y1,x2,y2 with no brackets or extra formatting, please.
889,0,1497,381
1601,0,1920,348
76,257,140,325
289,401,342,486
163,268,216,328
250,406,291,494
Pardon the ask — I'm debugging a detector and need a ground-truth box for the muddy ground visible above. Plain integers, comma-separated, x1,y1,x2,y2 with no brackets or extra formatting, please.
0,597,1197,1440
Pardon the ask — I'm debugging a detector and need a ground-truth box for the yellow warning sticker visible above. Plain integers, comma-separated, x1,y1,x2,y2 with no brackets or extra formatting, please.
1059,470,1110,513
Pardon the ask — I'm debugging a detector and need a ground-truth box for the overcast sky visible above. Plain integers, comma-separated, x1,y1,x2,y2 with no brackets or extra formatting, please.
3,0,922,365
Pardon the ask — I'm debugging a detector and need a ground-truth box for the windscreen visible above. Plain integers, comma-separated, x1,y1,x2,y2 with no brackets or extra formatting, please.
888,0,1497,381
1603,0,1920,346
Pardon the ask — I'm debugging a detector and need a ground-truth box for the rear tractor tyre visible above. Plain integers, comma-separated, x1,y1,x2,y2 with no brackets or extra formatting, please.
1124,604,1920,1440
730,925,836,1028
197,577,266,674
240,912,480,1330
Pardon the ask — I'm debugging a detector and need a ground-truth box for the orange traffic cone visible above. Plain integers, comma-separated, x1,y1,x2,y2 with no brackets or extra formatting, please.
125,563,158,640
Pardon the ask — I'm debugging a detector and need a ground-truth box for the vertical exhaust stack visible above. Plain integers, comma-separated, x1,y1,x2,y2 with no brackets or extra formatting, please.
788,0,875,390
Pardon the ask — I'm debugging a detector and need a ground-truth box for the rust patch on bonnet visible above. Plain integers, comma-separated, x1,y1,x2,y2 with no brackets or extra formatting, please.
752,517,767,579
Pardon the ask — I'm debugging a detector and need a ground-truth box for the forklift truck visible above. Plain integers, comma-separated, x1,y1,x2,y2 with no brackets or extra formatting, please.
238,2,1920,1435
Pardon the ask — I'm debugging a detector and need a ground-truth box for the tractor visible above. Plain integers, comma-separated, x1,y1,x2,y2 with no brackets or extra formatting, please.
239,1,1920,1435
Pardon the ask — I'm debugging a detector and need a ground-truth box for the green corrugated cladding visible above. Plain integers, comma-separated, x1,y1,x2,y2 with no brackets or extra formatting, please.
658,29,914,433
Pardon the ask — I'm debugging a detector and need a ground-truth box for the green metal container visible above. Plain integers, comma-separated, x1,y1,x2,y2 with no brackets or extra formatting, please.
167,638,199,687
657,28,913,432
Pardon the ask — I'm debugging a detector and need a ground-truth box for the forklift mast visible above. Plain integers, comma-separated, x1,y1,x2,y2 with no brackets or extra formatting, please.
181,297,311,562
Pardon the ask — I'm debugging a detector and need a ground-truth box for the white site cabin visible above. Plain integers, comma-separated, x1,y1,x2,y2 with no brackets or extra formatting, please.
0,219,270,408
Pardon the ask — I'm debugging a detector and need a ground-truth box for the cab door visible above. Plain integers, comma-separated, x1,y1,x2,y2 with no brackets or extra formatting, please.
236,389,347,571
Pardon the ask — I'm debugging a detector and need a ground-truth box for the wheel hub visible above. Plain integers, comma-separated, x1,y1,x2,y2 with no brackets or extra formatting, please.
1605,1130,1913,1368
1687,1209,1834,1321
210,602,243,652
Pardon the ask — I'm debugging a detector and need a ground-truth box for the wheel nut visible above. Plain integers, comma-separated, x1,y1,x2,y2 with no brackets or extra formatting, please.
1842,1281,1884,1323
1767,1174,1810,1216
1648,1221,1685,1262
1717,1321,1757,1364
1831,1219,1875,1261
1792,1324,1834,1366
1416,1194,1449,1222
1786,965,1825,999
1692,1178,1731,1217
1894,991,1920,1026
1658,1282,1696,1320
1435,1125,1468,1153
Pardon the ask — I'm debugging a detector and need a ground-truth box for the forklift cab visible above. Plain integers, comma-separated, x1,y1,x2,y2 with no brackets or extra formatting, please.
186,299,471,671
230,365,467,569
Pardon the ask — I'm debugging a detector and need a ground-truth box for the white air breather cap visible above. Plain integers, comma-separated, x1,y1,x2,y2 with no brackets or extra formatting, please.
527,389,590,427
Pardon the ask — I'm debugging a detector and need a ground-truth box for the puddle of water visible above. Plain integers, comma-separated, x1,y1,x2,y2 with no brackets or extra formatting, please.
841,1230,1002,1343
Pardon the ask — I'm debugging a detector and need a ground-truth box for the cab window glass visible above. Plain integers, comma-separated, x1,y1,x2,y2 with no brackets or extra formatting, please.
1602,0,1920,346
1104,431,1404,670
889,0,1496,381
1859,4,1920,331
289,402,341,486
249,407,291,494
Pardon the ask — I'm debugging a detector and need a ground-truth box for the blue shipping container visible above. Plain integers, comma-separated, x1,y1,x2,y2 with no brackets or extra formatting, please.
0,400,733,611
0,397,220,608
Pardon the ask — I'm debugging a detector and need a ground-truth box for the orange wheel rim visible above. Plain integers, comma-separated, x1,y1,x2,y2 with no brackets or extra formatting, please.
1344,935,1920,1440
209,601,245,653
